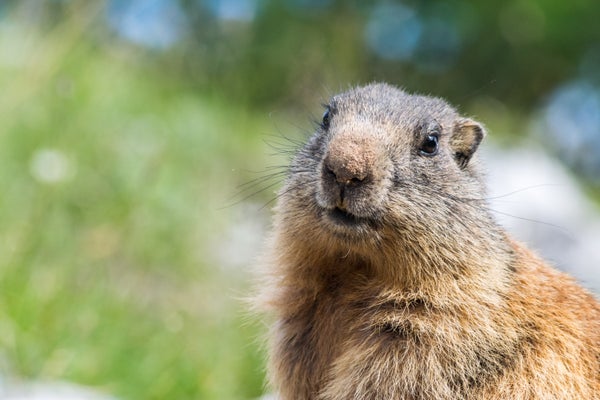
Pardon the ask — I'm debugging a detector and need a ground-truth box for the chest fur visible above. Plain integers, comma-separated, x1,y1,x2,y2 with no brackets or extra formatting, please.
270,288,519,400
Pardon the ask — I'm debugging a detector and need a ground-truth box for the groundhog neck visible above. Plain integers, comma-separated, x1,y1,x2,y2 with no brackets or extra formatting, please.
276,210,515,308
378,217,514,293
375,233,514,308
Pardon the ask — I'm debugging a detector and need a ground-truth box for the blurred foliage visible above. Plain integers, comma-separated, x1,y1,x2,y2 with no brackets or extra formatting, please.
134,0,600,113
0,1,598,399
9,0,600,111
0,3,271,399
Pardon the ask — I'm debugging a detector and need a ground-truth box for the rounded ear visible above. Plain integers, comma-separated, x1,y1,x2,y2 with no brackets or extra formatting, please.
450,118,486,169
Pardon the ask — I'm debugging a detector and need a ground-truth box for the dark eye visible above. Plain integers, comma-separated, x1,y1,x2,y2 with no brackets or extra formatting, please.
420,134,439,156
321,107,331,130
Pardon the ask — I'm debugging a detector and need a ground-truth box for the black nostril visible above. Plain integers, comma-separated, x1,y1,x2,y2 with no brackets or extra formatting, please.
324,164,337,179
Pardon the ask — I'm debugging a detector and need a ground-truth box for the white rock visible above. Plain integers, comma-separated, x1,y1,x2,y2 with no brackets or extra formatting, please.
484,146,600,293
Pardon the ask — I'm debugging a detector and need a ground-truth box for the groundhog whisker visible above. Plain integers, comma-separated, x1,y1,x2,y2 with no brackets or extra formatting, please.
415,184,573,235
411,183,482,205
482,207,574,237
264,131,310,150
264,145,301,157
222,178,289,210
419,183,566,205
259,179,315,211
415,185,573,237
241,180,286,201
231,174,286,199
236,170,287,188
482,184,564,202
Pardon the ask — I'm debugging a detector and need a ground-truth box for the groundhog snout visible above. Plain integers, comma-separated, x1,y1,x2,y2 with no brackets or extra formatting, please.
318,134,387,213
323,141,371,185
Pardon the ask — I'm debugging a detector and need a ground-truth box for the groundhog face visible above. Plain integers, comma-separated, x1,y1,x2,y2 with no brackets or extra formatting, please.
282,83,486,248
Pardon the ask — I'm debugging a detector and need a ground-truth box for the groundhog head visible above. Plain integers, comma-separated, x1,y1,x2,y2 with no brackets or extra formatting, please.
278,83,488,258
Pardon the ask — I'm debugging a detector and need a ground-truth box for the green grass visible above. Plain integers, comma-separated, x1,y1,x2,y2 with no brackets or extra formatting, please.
0,20,272,400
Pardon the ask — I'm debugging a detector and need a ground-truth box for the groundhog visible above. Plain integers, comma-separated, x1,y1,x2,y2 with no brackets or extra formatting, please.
256,83,600,399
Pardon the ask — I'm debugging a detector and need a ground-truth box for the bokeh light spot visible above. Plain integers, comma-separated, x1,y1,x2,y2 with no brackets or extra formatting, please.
364,3,422,61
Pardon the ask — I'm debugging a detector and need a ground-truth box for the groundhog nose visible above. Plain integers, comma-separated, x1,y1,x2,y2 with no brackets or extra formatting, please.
324,154,368,184
324,140,372,185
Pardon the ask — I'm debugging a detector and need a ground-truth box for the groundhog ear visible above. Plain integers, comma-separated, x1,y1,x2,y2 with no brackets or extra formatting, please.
450,118,486,169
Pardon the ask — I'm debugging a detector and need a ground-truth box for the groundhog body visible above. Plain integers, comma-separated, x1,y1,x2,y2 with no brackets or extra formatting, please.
257,83,600,399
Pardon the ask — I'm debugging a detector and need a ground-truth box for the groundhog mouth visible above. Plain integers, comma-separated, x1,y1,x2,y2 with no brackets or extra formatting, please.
325,207,380,233
330,207,361,224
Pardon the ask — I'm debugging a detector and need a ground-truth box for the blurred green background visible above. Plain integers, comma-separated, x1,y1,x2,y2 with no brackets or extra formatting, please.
0,1,599,399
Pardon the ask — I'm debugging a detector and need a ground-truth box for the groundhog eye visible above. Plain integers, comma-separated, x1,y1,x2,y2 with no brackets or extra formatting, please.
420,134,439,156
321,108,331,130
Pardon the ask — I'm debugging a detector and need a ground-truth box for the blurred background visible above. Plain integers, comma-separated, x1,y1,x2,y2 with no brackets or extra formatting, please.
0,0,598,399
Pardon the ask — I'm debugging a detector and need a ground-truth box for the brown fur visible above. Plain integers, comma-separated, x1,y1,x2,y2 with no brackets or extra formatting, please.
256,83,600,399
